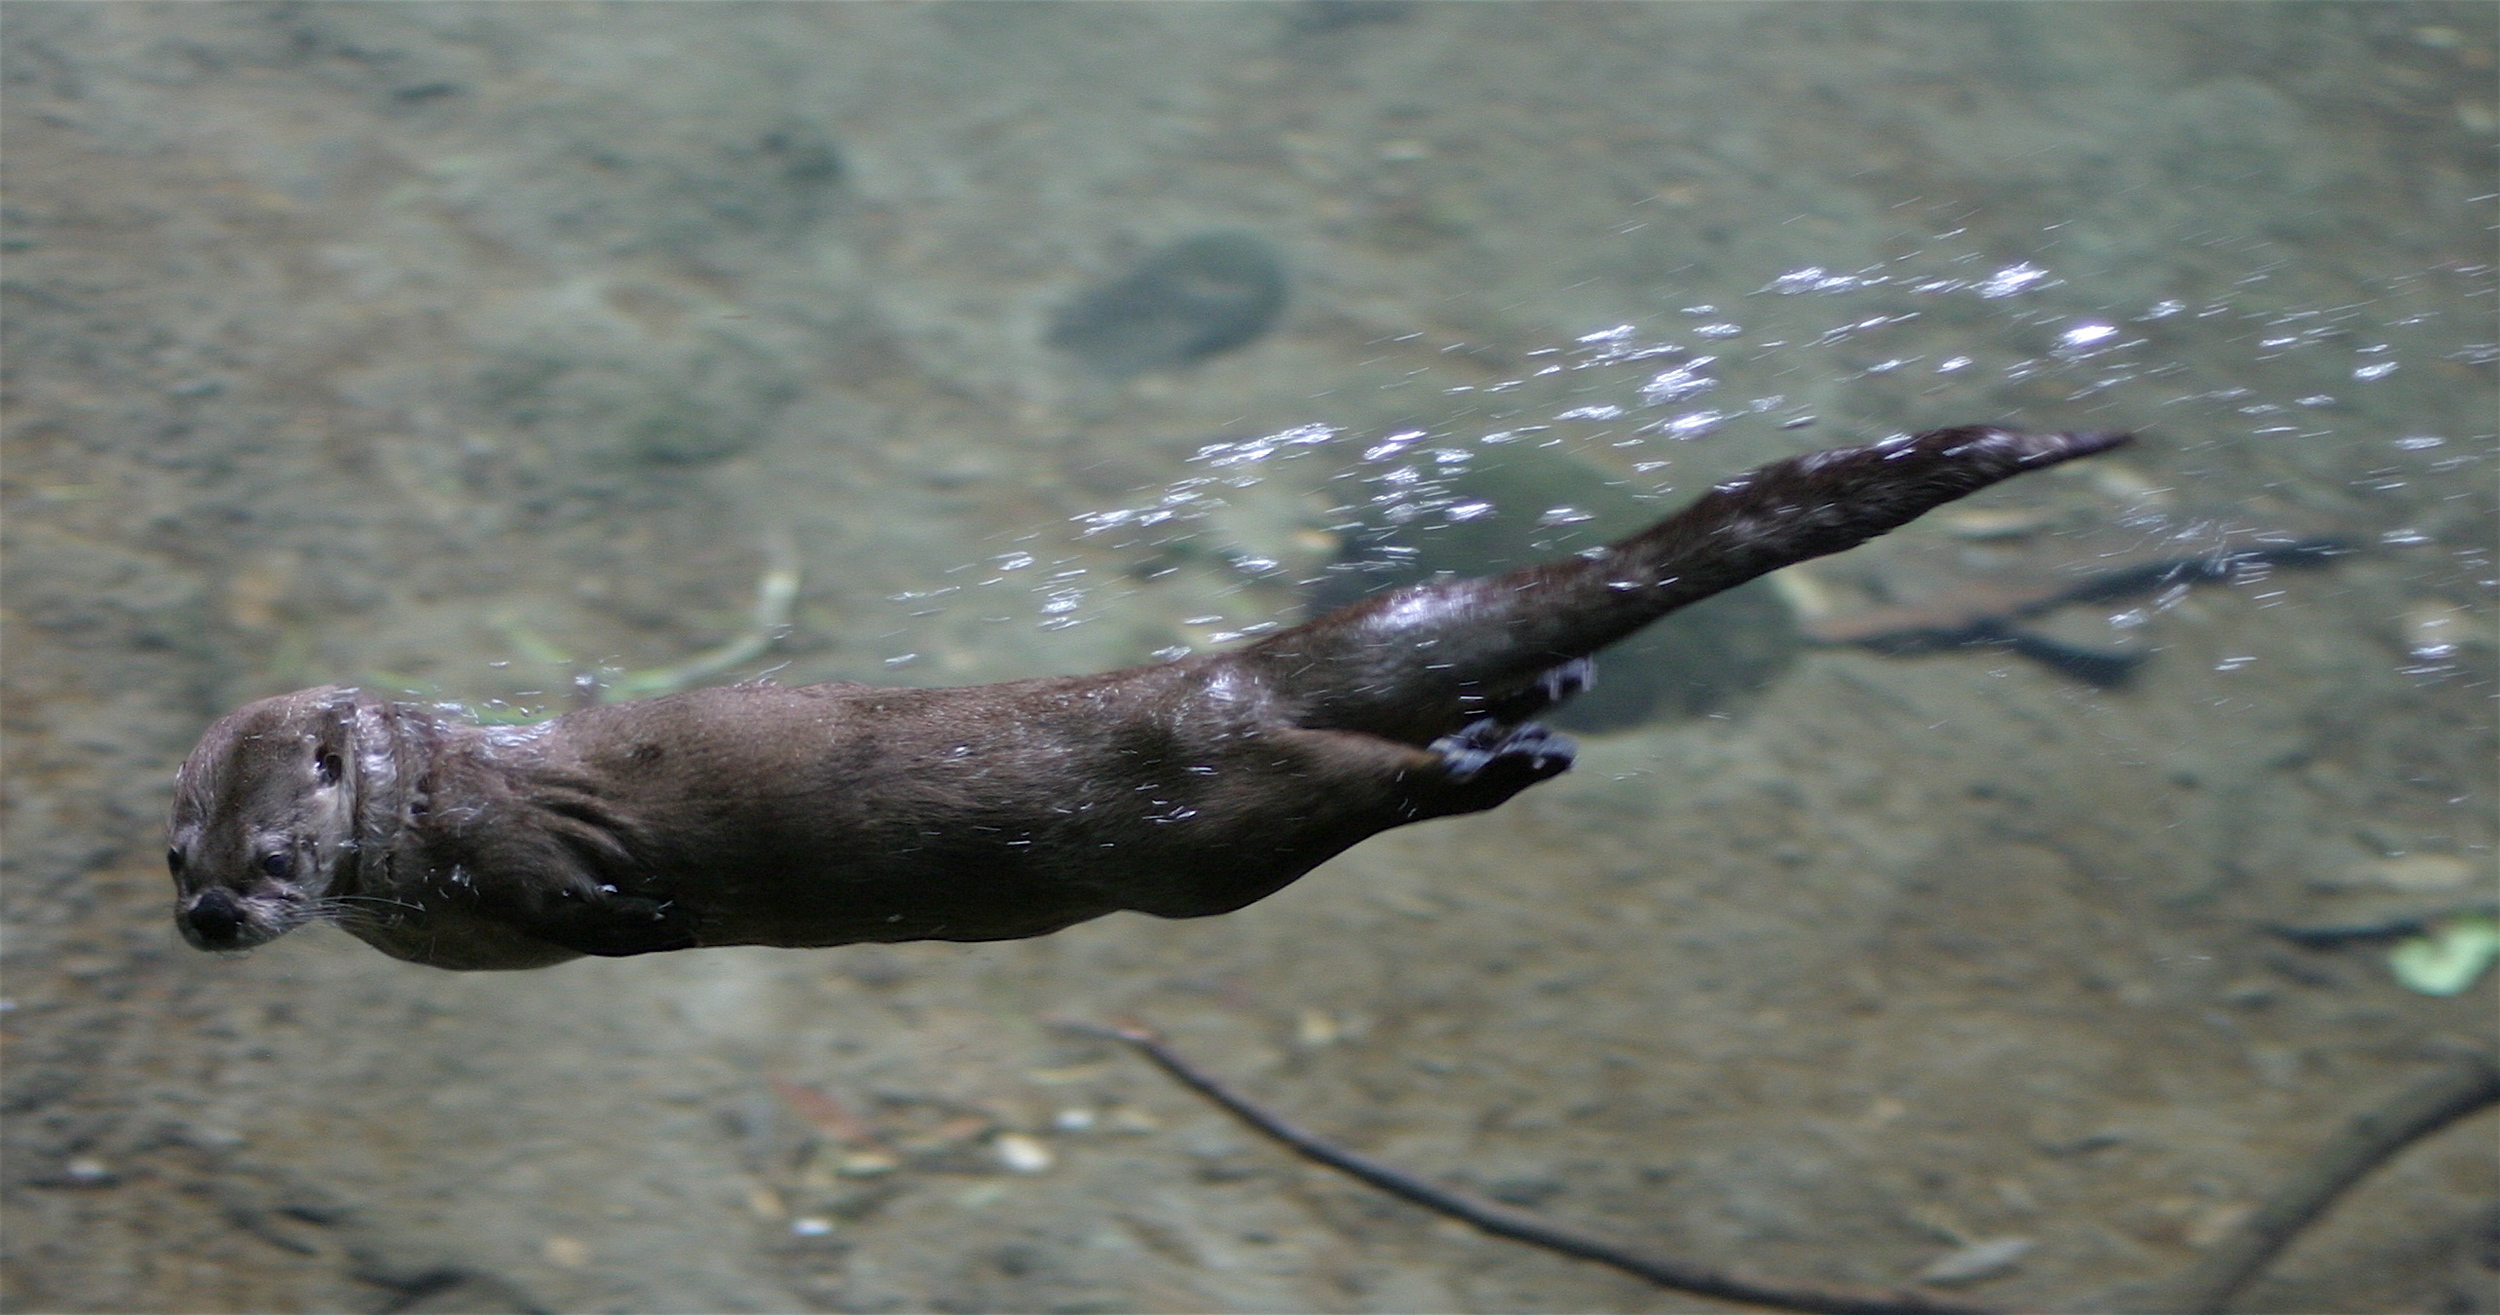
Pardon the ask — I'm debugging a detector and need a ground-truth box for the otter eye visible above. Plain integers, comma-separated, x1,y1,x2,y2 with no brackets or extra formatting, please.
261,852,293,879
315,751,342,786
167,848,185,876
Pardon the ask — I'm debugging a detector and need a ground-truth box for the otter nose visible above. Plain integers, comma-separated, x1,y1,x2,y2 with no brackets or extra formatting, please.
184,889,244,948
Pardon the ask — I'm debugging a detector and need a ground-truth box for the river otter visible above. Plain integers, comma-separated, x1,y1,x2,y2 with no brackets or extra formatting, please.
168,426,2129,970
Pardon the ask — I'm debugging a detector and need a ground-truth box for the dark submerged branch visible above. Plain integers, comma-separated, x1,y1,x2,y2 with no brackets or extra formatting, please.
1057,1019,2004,1315
2154,1050,2500,1315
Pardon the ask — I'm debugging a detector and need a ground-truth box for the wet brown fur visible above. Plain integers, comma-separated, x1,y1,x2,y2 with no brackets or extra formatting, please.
168,426,2129,969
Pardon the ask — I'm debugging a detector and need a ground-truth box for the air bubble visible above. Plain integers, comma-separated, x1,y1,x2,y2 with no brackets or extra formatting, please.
1659,410,1723,440
1976,263,2053,299
1639,357,1718,405
2056,323,2119,351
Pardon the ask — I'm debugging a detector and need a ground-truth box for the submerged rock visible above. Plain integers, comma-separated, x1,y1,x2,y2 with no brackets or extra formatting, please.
1048,232,1288,376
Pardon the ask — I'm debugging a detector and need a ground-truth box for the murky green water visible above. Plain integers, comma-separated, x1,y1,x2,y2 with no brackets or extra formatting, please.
4,5,2491,1311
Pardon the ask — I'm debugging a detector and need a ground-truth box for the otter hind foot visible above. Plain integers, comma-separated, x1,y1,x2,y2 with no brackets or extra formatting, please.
1430,717,1577,785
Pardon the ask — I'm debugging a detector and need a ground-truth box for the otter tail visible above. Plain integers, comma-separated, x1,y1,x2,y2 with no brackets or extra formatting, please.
1243,426,2134,743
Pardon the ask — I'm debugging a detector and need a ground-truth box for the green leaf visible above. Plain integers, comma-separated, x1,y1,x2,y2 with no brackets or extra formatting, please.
2388,915,2500,996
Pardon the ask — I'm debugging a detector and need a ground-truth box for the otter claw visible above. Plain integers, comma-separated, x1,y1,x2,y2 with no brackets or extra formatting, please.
1482,657,1596,724
1541,658,1595,702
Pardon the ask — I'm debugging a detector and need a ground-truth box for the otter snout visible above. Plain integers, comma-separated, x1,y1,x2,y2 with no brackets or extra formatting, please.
178,888,248,949
174,883,299,953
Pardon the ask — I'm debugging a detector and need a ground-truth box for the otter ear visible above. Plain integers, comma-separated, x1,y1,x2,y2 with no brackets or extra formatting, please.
310,687,361,787
298,728,344,787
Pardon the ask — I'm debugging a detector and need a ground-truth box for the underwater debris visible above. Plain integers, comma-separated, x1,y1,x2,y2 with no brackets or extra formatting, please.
1781,539,2351,687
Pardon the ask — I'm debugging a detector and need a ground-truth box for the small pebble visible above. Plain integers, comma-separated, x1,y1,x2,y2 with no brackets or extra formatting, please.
836,1151,900,1177
993,1132,1054,1174
541,1235,591,1269
2184,1202,2255,1250
2346,853,2476,893
1915,1235,2034,1285
2086,462,2171,505
1934,506,2056,540
2402,601,2482,658
1104,1108,1162,1135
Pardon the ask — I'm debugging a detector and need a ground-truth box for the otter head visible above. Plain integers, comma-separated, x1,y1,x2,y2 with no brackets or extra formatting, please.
167,686,367,954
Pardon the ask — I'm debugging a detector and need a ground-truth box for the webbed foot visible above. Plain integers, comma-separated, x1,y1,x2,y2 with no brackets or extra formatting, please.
1430,717,1577,785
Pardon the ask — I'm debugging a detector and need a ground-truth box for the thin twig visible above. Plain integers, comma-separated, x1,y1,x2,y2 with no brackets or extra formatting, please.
2155,1050,2500,1315
1058,1018,2003,1315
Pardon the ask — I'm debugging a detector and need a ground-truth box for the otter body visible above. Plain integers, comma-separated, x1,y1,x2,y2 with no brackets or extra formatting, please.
169,427,2128,969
